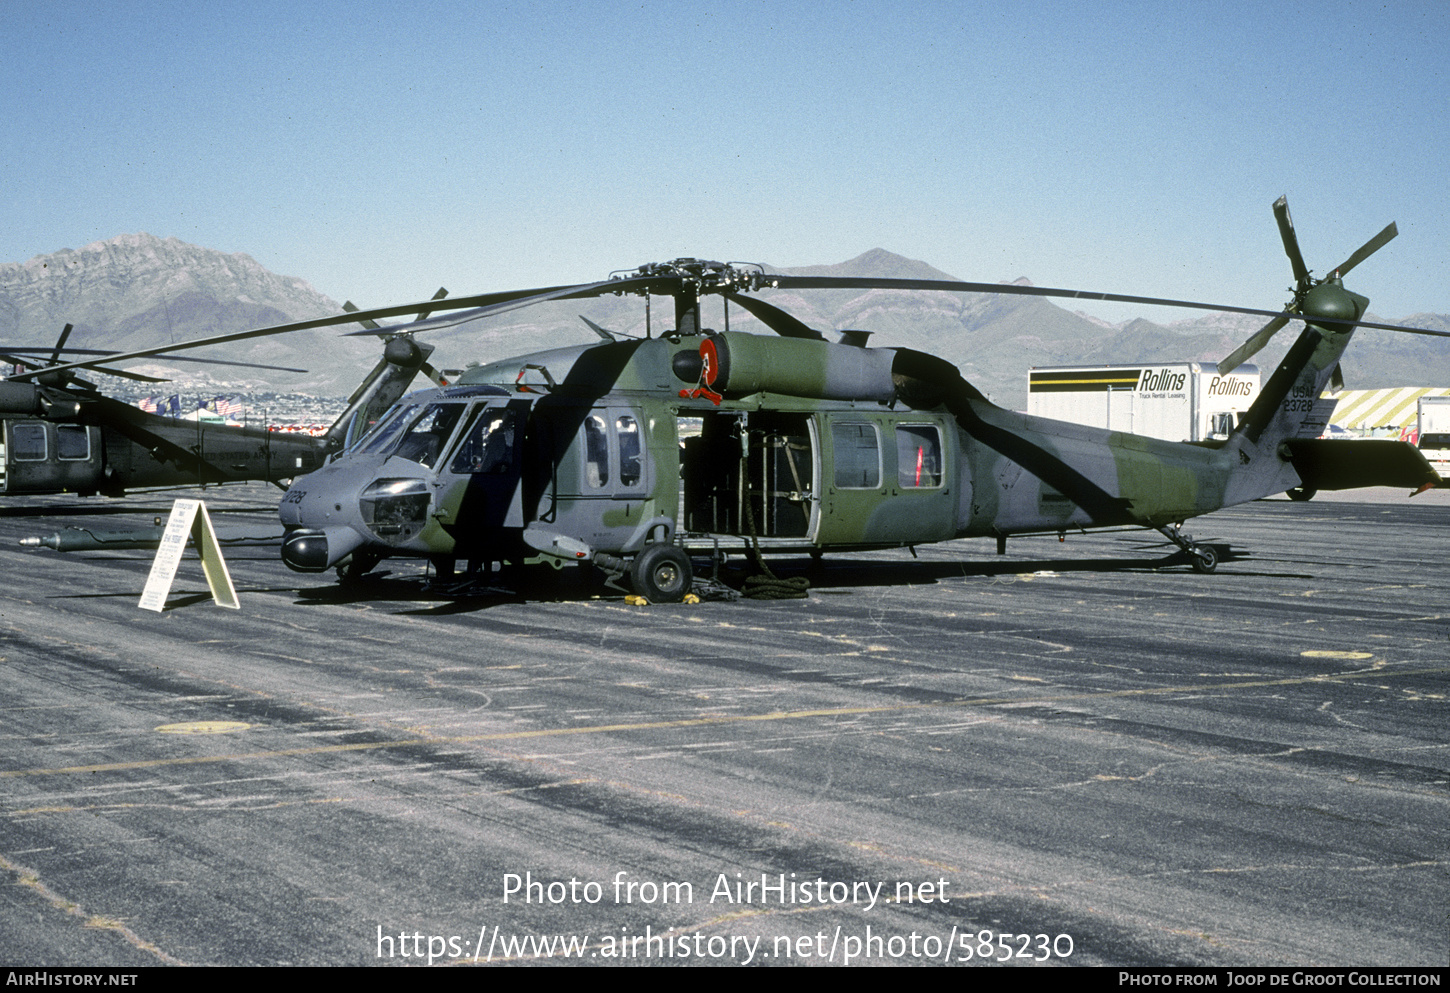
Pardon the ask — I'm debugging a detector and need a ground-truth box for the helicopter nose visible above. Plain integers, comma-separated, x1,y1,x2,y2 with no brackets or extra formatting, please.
281,526,365,573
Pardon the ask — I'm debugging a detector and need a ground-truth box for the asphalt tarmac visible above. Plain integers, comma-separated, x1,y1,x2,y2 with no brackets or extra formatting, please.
0,485,1445,967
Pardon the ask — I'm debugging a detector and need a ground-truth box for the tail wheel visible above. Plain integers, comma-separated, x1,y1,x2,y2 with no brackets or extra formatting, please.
1286,486,1317,501
629,545,692,602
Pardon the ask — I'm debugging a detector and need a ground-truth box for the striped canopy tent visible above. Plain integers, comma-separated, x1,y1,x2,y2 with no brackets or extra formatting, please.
1327,387,1450,431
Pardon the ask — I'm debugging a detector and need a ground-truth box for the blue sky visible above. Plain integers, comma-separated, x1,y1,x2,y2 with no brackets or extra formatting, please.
4,0,1447,324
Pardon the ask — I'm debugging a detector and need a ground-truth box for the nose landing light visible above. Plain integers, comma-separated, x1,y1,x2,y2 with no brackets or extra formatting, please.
282,526,365,573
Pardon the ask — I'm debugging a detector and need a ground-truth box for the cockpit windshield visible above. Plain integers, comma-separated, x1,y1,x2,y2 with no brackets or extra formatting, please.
353,402,468,469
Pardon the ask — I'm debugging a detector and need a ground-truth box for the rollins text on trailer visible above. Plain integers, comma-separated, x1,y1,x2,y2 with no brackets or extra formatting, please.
1027,363,1261,442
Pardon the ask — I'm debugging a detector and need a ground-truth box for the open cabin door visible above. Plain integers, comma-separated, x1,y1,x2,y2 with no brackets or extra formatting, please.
680,411,818,541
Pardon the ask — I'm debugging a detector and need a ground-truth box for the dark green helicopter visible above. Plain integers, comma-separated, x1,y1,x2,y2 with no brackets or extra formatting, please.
275,198,1445,600
0,299,450,498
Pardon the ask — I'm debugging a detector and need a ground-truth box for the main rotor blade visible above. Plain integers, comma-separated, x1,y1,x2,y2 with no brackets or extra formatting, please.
82,365,170,384
761,274,1450,340
579,315,617,341
156,355,309,373
1273,196,1310,286
3,282,590,381
0,345,305,377
723,292,826,340
767,274,1310,324
1216,313,1290,375
343,275,666,337
1331,221,1397,279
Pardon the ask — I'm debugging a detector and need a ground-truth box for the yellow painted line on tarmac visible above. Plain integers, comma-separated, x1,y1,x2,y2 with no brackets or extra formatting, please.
3,665,1445,781
156,721,252,734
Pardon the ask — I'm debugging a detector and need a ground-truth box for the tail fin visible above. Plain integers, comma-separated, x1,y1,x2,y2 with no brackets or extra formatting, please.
323,337,435,451
1220,279,1366,505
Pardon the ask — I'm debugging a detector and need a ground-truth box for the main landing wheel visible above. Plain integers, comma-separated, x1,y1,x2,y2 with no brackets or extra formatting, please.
629,545,693,603
1191,546,1219,574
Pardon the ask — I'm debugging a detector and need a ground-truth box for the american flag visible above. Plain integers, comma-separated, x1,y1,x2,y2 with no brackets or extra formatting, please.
138,396,157,413
214,396,241,417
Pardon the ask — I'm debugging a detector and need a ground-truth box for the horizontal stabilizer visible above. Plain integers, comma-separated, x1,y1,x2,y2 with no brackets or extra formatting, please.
1281,438,1442,491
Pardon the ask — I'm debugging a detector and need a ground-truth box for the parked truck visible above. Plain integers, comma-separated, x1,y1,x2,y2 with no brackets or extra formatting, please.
1027,363,1261,442
1416,395,1450,475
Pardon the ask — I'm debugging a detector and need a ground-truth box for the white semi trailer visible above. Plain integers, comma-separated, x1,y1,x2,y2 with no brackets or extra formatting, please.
1027,363,1261,442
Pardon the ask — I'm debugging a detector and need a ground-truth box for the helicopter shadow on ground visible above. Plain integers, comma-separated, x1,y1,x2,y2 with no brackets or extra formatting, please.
280,540,1310,615
775,542,1282,592
289,570,535,615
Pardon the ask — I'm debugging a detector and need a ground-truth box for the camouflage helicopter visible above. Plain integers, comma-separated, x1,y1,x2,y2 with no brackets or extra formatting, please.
0,301,448,498
273,197,1445,600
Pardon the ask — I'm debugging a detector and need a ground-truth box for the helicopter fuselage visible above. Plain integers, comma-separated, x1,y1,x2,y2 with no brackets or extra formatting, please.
0,409,330,497
277,331,1253,589
0,333,434,498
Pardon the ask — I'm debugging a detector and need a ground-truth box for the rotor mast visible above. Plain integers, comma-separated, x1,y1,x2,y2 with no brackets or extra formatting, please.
625,259,763,337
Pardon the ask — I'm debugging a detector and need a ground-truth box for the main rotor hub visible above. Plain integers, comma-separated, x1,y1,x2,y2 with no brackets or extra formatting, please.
614,259,768,297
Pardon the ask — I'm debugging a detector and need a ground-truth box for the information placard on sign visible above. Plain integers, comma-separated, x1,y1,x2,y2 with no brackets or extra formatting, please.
138,499,240,612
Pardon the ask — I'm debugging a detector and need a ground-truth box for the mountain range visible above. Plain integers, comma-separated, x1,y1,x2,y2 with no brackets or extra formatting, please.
2,234,1446,409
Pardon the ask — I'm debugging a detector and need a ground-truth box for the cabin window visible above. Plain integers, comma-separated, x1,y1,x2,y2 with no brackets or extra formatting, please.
57,425,90,461
831,422,880,488
11,424,46,461
584,415,609,487
449,406,519,474
617,415,642,487
896,425,943,488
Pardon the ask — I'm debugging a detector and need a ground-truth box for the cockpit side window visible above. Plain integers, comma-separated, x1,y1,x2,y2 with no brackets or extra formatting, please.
393,403,466,468
354,404,421,456
449,406,520,475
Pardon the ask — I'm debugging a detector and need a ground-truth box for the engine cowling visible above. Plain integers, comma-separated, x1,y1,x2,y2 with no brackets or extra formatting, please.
697,332,897,402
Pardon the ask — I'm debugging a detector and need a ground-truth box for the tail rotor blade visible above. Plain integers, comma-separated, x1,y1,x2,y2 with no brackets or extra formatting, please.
342,301,381,331
1274,196,1310,286
415,287,449,324
1331,221,1397,278
49,324,75,367
1218,313,1290,375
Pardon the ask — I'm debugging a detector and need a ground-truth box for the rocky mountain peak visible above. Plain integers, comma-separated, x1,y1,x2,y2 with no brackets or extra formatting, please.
0,234,369,393
1,233,340,344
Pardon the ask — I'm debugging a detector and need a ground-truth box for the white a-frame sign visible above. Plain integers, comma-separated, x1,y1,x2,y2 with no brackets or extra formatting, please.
138,499,240,612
